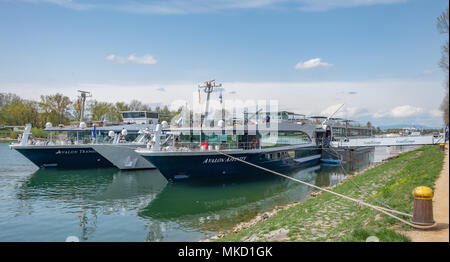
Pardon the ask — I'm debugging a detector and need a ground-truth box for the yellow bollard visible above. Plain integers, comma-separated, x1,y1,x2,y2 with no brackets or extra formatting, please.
411,186,435,226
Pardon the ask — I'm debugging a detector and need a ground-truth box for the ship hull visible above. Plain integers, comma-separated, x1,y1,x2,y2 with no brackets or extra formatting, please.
91,144,155,170
139,147,322,181
12,145,115,169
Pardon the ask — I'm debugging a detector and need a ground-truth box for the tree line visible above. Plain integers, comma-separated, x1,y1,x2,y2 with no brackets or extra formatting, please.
0,92,177,128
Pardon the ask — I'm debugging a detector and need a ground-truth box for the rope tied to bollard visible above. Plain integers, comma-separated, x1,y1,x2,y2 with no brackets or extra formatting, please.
214,150,437,230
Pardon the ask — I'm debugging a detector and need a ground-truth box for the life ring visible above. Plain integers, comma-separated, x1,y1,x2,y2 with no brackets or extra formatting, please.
250,139,258,147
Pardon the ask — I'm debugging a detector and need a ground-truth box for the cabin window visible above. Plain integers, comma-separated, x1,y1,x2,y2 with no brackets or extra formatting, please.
146,112,159,119
295,149,321,158
260,131,311,148
122,112,146,118
287,151,295,159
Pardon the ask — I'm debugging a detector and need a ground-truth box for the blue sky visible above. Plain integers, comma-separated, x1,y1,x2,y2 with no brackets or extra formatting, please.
0,0,448,127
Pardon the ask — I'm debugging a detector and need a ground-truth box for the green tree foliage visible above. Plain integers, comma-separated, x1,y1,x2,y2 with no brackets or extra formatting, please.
1,101,41,127
90,100,137,122
0,93,42,127
91,100,114,121
39,93,72,125
114,102,131,122
1,92,184,127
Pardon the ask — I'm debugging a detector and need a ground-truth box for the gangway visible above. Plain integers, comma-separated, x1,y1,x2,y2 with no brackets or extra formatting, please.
330,134,445,148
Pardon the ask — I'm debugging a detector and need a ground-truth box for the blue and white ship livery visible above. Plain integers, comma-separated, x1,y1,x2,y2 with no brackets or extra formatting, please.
136,112,322,181
9,90,160,169
10,119,158,169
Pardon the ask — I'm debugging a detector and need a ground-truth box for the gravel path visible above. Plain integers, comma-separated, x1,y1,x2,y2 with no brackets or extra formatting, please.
402,142,449,242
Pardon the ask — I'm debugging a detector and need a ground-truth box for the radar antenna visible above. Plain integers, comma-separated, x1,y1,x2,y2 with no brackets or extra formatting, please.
322,103,345,130
198,80,222,128
77,90,92,122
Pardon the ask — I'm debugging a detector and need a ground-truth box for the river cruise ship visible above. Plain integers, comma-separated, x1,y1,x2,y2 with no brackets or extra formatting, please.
137,111,322,181
10,111,159,169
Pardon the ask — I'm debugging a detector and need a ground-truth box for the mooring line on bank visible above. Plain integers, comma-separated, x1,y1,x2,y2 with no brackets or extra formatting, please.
324,146,405,216
214,150,435,229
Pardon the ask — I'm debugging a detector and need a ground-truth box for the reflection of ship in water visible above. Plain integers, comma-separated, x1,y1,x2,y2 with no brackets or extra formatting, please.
17,168,167,241
19,168,167,203
14,161,362,240
138,165,344,233
321,146,375,171
373,145,418,163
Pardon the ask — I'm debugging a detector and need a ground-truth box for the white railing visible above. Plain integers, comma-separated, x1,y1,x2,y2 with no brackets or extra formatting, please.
330,134,445,148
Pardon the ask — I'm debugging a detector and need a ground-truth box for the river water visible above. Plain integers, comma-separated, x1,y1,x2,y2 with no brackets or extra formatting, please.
0,143,415,242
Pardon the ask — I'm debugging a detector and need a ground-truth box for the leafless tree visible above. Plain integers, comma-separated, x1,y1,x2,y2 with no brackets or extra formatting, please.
437,7,449,125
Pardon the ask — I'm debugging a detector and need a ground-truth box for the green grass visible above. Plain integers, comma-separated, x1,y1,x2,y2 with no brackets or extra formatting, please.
214,145,445,242
342,227,410,242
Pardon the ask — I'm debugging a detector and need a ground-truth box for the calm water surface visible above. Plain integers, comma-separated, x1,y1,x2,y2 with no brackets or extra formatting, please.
0,143,413,241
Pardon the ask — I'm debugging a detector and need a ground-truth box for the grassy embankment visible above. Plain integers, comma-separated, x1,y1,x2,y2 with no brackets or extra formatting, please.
214,145,445,242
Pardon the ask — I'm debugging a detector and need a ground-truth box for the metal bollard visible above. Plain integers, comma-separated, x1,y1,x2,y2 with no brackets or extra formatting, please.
411,186,435,226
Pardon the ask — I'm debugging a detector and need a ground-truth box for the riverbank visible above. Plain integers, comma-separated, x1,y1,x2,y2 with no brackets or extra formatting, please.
400,142,449,242
212,145,445,242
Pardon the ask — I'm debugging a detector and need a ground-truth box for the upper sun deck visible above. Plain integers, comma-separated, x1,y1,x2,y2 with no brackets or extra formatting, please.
121,111,159,125
44,123,154,133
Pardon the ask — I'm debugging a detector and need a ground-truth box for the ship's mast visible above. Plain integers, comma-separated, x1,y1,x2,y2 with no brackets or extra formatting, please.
77,90,92,122
198,80,222,128
198,80,222,146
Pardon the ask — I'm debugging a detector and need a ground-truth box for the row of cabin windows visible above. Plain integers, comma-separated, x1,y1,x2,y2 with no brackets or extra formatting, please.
260,151,289,160
121,112,159,119
261,149,321,160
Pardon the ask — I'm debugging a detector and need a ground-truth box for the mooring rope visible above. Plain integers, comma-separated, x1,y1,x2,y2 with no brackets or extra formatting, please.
214,150,436,229
324,146,407,216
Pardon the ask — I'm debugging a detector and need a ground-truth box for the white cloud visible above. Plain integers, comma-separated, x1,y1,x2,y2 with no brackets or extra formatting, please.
18,0,407,14
373,105,424,118
106,54,157,65
320,104,366,118
430,109,442,118
297,0,407,11
295,58,333,70
390,105,423,117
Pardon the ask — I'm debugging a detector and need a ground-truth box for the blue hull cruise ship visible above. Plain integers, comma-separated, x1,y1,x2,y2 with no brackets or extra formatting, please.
10,93,160,169
137,110,322,181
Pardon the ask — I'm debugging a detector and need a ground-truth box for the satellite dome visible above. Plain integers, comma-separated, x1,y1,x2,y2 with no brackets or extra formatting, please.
121,129,128,136
218,120,225,128
79,122,87,128
161,121,169,128
108,130,115,137
45,122,53,128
